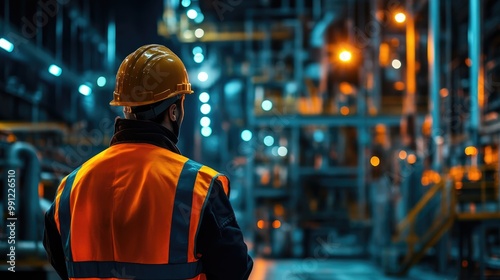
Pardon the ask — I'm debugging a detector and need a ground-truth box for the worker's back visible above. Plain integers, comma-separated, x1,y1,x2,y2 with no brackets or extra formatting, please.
53,142,228,279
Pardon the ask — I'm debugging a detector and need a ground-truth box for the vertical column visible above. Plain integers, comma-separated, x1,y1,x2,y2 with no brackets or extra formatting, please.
358,124,368,220
429,0,441,171
371,0,382,113
405,0,416,116
469,0,481,148
107,10,116,73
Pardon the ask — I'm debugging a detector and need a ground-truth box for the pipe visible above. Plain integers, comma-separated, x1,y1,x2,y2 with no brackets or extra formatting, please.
6,141,42,241
429,0,441,171
0,241,47,259
469,0,481,147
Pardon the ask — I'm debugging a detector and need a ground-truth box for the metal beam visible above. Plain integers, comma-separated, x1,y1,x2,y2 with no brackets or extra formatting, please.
251,114,424,127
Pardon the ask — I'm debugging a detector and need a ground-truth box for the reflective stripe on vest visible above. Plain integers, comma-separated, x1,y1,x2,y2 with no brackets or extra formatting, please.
169,160,202,263
56,155,214,279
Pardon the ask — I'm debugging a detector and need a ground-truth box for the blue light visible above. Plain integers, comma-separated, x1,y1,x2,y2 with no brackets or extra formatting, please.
194,53,204,63
199,92,210,103
261,100,273,111
192,46,203,55
194,13,205,23
97,76,107,87
200,103,211,114
313,130,325,142
201,127,212,137
181,0,191,7
264,136,274,146
0,38,14,52
48,64,62,77
198,71,208,82
200,116,211,127
241,130,252,141
78,84,92,96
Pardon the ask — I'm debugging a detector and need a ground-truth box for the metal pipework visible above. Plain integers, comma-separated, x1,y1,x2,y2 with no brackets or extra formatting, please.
469,0,481,147
429,0,441,171
6,141,42,242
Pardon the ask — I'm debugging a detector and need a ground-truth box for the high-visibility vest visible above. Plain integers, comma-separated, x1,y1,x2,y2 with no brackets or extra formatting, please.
53,143,230,280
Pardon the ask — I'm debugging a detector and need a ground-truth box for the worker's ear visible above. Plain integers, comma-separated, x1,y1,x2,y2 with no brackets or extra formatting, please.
168,104,177,122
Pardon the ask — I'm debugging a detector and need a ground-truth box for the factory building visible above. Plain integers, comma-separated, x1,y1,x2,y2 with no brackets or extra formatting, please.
1,0,500,279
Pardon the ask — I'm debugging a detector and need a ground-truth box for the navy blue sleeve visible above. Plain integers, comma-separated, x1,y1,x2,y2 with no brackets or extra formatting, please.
196,180,253,280
43,204,69,280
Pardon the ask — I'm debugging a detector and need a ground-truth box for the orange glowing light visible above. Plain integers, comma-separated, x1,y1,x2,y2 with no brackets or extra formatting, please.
370,156,380,167
399,150,407,160
394,12,406,23
7,134,16,143
272,220,281,229
257,220,265,229
340,106,350,115
465,58,472,67
339,50,352,62
339,82,355,95
421,176,430,186
455,182,463,190
394,81,405,91
440,88,449,97
464,146,478,156
467,167,482,181
274,204,285,216
407,154,417,164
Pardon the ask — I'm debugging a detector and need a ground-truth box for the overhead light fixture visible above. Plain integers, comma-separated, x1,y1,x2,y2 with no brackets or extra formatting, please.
97,76,107,87
339,50,352,62
78,83,92,96
241,130,252,141
48,64,62,77
277,146,288,157
200,116,211,127
391,59,402,69
194,13,205,24
187,9,198,19
183,30,194,39
194,53,204,63
192,46,203,55
198,71,208,82
199,92,210,103
264,136,274,146
261,100,273,111
395,12,406,23
0,38,14,52
200,103,211,114
201,126,212,137
194,28,204,38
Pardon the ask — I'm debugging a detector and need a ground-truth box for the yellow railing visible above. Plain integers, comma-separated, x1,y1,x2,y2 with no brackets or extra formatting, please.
391,164,500,275
391,178,457,275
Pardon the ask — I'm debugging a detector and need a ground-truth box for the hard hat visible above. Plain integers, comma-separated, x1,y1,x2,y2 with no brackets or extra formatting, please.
110,44,193,107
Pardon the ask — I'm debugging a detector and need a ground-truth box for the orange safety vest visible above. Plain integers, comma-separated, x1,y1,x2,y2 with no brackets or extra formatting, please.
53,143,230,280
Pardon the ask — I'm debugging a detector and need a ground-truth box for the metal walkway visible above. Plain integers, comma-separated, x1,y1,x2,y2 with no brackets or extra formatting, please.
249,258,454,280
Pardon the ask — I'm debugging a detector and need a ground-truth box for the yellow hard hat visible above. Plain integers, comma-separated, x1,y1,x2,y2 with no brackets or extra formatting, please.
110,44,193,106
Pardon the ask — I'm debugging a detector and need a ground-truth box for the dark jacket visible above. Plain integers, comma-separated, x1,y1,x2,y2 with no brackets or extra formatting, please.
43,118,253,280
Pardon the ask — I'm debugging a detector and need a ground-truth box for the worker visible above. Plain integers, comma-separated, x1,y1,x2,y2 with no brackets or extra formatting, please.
43,44,253,280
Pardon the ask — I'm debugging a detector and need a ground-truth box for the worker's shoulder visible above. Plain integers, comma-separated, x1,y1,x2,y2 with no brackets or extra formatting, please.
185,158,227,178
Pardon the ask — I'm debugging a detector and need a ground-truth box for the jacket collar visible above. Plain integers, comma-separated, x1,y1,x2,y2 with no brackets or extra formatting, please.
110,118,181,154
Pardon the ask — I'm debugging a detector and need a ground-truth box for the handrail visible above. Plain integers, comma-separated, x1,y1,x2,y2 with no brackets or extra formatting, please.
394,180,445,242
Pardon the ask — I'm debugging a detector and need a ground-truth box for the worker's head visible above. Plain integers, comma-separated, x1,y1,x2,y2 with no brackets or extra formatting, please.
110,44,193,138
